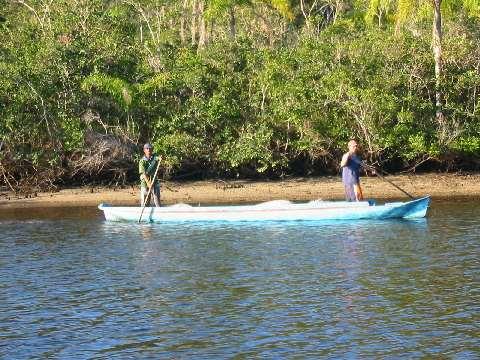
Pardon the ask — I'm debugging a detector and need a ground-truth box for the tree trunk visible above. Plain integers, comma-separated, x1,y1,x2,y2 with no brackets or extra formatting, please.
191,0,197,45
334,0,343,23
229,5,236,39
210,19,215,43
198,0,206,49
180,0,188,44
432,0,444,123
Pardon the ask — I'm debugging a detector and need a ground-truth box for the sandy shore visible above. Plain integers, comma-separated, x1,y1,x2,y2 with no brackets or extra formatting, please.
0,173,479,209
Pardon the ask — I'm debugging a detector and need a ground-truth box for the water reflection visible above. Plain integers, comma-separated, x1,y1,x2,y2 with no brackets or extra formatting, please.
0,202,479,358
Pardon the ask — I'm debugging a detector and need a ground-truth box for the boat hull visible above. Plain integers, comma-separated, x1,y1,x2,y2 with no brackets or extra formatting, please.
98,196,431,223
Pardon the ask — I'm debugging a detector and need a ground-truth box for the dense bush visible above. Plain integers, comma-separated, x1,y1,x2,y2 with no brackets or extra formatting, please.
0,1,478,190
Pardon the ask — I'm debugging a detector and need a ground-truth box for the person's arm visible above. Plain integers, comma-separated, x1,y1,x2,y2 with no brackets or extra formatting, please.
340,152,350,168
142,174,152,188
139,160,152,188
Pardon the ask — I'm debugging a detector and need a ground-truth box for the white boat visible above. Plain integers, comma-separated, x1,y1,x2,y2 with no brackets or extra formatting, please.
98,196,431,223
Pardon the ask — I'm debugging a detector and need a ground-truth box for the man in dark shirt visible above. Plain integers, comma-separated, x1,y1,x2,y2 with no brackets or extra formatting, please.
139,143,161,206
340,139,364,201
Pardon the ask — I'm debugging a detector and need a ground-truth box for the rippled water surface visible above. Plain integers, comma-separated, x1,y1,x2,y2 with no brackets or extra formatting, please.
1,200,479,358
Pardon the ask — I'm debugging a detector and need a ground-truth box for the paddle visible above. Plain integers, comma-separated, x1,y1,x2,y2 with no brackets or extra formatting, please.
361,162,415,200
138,156,162,223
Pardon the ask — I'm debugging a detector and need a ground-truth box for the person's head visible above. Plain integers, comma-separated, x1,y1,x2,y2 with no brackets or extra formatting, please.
347,139,359,154
143,143,153,157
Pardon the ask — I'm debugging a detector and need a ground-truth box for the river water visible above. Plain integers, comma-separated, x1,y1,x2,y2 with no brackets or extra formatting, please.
1,200,479,358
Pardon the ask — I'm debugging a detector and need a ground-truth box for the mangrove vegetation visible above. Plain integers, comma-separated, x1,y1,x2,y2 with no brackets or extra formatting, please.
0,0,479,190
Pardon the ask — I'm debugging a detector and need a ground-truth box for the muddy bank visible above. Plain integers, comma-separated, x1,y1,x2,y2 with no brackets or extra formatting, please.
0,173,479,209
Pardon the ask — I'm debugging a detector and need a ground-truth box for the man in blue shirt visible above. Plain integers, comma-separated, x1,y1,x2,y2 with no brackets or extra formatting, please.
340,139,364,201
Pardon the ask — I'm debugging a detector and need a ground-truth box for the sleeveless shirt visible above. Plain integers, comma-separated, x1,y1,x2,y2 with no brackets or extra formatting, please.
342,154,361,185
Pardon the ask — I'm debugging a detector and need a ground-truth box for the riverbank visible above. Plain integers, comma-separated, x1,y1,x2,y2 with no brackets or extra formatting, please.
0,173,479,208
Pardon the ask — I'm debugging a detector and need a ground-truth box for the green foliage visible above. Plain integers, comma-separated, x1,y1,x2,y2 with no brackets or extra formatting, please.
82,73,134,109
206,0,252,18
0,0,479,189
269,0,295,19
451,136,480,155
154,132,205,168
59,116,85,152
218,123,278,172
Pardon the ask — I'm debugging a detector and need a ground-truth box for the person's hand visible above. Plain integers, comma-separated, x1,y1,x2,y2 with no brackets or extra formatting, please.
143,175,151,188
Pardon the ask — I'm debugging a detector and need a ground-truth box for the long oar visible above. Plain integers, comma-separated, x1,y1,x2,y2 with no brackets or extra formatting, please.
361,162,415,199
138,158,162,223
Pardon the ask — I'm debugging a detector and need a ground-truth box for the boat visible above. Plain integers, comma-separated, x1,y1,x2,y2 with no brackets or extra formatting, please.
98,196,431,223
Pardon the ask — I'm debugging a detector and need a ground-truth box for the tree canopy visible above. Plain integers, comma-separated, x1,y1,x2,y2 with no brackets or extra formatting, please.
0,0,479,190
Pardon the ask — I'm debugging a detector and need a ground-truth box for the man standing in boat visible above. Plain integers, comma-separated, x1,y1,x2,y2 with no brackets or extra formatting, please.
139,143,161,206
340,139,364,202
